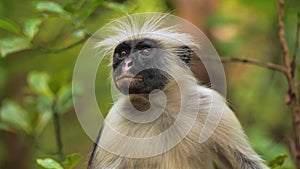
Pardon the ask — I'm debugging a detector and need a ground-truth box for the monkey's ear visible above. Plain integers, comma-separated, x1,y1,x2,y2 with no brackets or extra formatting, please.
177,46,211,86
177,46,192,66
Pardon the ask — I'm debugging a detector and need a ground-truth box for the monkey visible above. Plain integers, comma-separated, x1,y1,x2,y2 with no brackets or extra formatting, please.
87,13,270,169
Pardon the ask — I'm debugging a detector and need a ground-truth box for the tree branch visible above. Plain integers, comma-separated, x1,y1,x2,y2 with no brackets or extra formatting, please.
220,57,286,73
278,0,300,168
222,2,300,167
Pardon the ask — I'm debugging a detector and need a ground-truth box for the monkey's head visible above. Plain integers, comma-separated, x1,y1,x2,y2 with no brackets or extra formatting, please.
112,39,167,94
96,14,196,95
112,38,194,94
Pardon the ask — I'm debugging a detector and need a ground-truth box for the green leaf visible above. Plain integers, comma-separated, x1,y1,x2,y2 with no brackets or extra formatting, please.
27,72,54,100
34,95,53,134
0,37,31,57
0,18,21,34
23,18,42,40
63,0,85,13
102,2,126,12
56,85,73,114
33,1,66,14
0,100,32,134
35,109,52,135
36,158,64,169
62,153,83,169
74,0,104,26
267,154,288,168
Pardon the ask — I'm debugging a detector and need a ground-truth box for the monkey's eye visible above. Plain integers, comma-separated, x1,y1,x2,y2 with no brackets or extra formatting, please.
119,50,129,57
141,47,151,56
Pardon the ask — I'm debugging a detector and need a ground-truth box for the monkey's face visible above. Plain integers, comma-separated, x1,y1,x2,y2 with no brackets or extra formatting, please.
112,39,169,95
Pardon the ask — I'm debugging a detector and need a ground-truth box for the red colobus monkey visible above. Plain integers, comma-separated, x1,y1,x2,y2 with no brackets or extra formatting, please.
87,13,269,169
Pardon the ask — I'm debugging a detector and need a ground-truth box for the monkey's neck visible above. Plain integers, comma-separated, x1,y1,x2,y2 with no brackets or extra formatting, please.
117,77,199,137
128,76,197,112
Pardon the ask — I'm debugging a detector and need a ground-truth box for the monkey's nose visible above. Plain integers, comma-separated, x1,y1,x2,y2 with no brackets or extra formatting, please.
124,59,133,71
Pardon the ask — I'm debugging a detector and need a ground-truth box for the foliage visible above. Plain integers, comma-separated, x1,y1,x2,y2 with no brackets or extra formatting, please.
0,71,77,167
0,100,33,134
0,0,165,57
37,158,64,169
37,153,82,169
0,71,73,135
0,0,86,57
268,154,289,169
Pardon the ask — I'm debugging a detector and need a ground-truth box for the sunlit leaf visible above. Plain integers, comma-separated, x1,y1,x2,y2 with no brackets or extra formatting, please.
33,1,66,14
72,29,88,38
268,154,288,168
102,2,126,12
27,72,54,100
23,18,42,40
35,109,52,135
23,95,52,134
36,158,64,169
56,85,73,114
0,18,21,34
0,37,31,57
34,95,53,134
0,100,32,134
62,153,83,169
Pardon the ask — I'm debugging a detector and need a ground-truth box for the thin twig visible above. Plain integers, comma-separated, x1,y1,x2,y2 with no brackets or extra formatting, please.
38,35,90,54
221,57,286,73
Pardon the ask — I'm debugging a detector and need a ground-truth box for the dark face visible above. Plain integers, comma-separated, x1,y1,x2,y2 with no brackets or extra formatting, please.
112,39,169,94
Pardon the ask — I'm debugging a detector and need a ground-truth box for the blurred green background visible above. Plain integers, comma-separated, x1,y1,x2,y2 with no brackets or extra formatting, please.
0,0,299,168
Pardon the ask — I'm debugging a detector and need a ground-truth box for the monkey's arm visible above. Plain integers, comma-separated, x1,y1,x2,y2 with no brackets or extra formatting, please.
211,106,269,169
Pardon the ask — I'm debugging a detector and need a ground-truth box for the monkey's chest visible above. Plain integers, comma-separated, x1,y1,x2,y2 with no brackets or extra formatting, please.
119,144,213,169
96,103,214,168
96,133,214,169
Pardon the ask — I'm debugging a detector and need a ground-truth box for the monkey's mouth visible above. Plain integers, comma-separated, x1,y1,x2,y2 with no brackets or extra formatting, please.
117,75,143,83
115,69,169,95
116,74,143,91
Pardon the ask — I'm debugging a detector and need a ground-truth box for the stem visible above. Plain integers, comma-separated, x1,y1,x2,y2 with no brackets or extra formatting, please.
38,35,89,54
52,103,63,161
